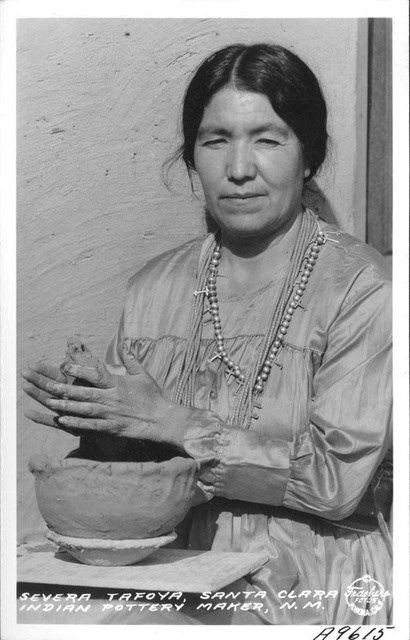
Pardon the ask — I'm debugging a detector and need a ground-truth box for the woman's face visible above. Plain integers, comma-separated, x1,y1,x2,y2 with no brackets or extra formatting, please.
193,87,309,242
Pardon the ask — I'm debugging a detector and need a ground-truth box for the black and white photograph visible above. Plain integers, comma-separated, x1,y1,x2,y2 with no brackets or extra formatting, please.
1,1,408,638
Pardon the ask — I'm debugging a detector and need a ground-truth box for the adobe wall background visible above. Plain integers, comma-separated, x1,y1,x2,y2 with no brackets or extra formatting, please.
17,18,366,538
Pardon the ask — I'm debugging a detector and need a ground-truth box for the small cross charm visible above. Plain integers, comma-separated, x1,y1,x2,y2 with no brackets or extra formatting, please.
208,351,222,364
225,368,236,385
325,231,340,244
233,377,245,395
193,286,209,297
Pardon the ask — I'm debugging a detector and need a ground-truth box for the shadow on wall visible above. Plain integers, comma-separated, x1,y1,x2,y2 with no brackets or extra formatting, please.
303,181,337,225
204,180,337,233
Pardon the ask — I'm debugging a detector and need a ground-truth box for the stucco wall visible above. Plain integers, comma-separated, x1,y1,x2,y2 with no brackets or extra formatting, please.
17,18,367,539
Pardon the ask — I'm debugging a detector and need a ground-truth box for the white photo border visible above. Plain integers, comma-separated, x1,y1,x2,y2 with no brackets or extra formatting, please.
1,1,408,639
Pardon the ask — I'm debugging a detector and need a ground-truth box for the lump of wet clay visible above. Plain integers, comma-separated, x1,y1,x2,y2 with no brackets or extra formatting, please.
60,337,170,463
29,453,198,540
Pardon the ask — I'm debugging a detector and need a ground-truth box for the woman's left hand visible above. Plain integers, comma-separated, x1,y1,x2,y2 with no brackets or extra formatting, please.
22,349,186,446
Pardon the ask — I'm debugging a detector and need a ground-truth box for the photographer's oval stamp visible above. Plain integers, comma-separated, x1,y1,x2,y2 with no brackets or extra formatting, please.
344,574,391,617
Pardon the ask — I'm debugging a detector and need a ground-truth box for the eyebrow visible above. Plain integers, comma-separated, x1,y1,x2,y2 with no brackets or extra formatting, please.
197,122,289,139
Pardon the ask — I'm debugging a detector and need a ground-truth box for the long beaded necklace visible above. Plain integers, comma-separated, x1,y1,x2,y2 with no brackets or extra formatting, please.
174,209,328,428
206,218,326,399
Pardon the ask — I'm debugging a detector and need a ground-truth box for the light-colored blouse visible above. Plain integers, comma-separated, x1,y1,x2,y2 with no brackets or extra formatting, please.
105,220,392,625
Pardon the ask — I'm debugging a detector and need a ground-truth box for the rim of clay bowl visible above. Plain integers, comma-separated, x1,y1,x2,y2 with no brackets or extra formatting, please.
46,528,177,549
30,454,198,473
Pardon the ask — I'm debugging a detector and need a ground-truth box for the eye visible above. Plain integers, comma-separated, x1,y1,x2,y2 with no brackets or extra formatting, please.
257,138,280,147
202,138,227,148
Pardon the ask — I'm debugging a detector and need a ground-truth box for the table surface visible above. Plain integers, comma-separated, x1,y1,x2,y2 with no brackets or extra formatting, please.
18,542,268,592
17,540,270,625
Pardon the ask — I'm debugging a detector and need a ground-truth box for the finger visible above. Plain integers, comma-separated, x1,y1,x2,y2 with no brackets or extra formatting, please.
41,380,102,403
62,363,115,389
22,381,54,408
25,361,66,383
25,409,81,436
25,409,58,427
46,397,107,417
22,368,60,393
23,368,105,402
57,415,118,433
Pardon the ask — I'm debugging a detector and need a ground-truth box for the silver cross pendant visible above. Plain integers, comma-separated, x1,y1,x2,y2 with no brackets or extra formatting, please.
208,351,222,364
225,368,236,385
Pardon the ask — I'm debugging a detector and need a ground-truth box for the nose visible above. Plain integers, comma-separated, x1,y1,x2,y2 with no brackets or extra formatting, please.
226,142,256,182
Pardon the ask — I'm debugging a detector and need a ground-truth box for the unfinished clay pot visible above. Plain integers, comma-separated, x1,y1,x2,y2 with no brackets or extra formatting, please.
29,454,198,540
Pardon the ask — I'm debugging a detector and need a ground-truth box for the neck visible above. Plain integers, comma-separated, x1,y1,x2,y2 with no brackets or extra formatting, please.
218,211,303,280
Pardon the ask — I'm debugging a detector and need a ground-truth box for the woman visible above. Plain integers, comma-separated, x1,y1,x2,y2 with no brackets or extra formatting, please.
22,43,392,625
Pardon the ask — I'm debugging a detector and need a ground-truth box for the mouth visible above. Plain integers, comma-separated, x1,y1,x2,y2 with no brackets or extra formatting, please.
221,193,265,200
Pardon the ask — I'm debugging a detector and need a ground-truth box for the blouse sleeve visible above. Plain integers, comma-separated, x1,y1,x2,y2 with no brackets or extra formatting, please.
183,268,392,521
105,308,128,376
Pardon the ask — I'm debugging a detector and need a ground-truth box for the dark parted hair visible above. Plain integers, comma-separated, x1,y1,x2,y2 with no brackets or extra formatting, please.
179,43,328,183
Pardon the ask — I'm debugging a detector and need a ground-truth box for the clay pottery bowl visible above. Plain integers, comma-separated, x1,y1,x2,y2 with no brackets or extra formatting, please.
29,454,198,542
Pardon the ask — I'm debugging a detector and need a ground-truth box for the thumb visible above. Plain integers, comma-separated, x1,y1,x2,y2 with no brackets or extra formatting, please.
121,343,145,376
70,359,115,389
62,337,115,388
